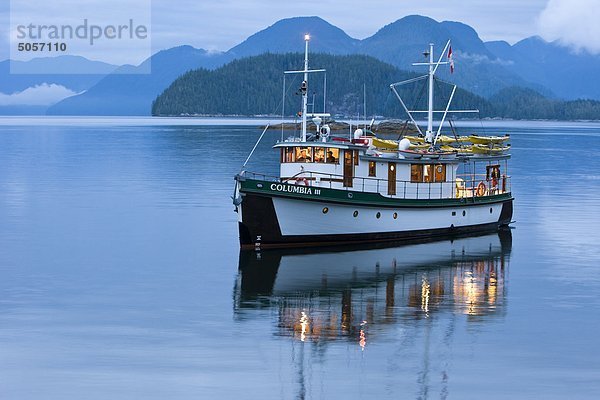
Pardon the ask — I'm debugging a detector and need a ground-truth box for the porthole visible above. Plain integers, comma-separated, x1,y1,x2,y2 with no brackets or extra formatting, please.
348,193,353,199
462,210,466,217
452,211,456,216
322,207,329,214
393,212,398,219
353,210,359,217
489,207,493,214
376,212,381,219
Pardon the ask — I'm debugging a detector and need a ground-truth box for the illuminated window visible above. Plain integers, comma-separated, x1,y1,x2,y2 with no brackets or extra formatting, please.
325,148,339,163
314,147,325,163
412,164,446,182
295,147,312,162
322,207,329,214
368,161,376,177
284,147,295,163
411,164,423,182
423,164,433,183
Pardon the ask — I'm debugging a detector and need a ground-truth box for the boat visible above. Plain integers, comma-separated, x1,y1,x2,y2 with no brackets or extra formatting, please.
371,137,399,150
233,36,514,249
468,134,510,145
471,144,511,155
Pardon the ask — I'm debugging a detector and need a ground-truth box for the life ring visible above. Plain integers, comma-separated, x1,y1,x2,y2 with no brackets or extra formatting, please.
476,181,486,197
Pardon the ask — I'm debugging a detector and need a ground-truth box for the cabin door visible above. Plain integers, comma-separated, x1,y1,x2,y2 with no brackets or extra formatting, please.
343,150,353,187
388,163,396,195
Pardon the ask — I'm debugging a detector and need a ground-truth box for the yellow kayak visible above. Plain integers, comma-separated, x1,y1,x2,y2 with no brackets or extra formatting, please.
371,137,399,150
468,134,510,144
471,144,511,154
440,145,458,152
435,135,462,144
402,135,426,144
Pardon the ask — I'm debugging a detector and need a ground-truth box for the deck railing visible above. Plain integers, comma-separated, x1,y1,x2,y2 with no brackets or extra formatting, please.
240,170,511,200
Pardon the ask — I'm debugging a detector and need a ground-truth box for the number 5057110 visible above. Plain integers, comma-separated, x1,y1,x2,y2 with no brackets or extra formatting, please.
17,42,67,52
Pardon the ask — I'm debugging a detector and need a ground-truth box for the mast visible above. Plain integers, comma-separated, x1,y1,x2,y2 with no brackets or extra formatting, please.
284,34,327,141
301,34,310,142
426,43,434,143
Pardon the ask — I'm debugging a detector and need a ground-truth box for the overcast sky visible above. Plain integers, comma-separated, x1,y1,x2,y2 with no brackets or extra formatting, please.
1,0,598,64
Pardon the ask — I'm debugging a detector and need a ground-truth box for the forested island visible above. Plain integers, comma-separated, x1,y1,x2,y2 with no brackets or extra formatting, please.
152,53,600,121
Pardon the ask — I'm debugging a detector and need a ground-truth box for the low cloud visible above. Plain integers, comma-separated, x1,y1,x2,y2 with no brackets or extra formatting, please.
0,84,80,106
538,0,600,54
458,52,514,66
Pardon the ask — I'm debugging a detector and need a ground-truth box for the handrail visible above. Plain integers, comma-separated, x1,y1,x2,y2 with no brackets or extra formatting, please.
241,170,511,200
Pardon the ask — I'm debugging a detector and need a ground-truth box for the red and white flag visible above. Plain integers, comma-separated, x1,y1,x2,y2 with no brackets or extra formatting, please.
448,46,454,74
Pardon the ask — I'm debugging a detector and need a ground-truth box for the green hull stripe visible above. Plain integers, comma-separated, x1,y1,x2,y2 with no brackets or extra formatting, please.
240,178,512,208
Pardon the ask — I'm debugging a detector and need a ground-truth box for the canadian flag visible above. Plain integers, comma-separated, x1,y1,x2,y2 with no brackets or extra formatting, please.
448,46,455,74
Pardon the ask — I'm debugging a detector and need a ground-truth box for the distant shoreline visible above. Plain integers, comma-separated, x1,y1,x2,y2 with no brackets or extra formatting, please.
1,115,600,128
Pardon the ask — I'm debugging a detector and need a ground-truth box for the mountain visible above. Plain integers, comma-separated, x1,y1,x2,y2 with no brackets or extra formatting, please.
485,37,600,100
38,15,600,116
151,53,491,118
357,16,543,97
47,46,225,115
0,56,118,94
488,86,600,120
0,56,121,116
227,16,359,57
152,53,600,120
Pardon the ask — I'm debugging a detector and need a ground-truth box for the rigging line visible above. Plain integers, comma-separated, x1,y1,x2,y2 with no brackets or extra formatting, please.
448,118,465,148
397,120,411,141
276,73,300,138
477,107,487,137
282,74,285,141
434,77,460,87
274,73,300,118
242,124,270,170
413,78,428,116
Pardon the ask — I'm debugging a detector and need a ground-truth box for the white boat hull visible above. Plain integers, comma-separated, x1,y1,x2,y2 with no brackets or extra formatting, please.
237,185,513,249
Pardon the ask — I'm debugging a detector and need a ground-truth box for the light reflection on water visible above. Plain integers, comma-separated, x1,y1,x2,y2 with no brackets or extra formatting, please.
0,121,599,399
235,231,511,346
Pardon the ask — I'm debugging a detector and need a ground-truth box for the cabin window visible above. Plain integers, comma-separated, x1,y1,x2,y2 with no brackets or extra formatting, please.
354,150,359,166
325,148,339,164
284,147,295,163
388,163,396,195
368,161,376,177
423,164,433,183
411,164,423,183
314,147,325,163
295,147,312,162
434,164,446,182
411,164,446,182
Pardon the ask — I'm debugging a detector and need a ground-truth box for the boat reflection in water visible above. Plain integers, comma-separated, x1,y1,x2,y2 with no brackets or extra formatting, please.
234,230,512,347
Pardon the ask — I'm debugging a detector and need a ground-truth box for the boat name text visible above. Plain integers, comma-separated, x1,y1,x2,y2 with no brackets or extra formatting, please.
270,183,320,195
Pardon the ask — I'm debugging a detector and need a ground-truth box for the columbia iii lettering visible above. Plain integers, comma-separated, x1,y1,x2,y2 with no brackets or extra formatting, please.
270,183,316,195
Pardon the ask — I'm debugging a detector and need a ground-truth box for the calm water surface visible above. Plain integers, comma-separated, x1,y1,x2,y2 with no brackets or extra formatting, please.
0,119,599,399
